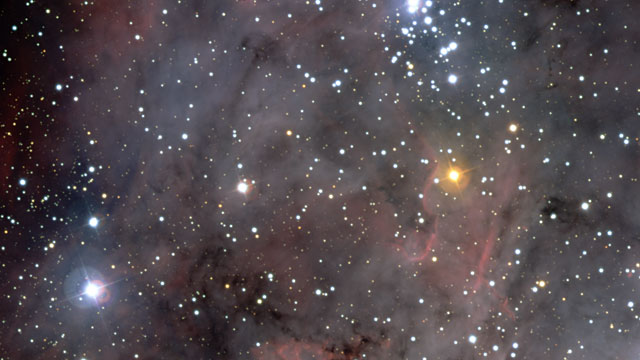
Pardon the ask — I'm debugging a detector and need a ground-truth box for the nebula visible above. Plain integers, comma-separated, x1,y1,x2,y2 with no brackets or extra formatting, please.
1,0,640,359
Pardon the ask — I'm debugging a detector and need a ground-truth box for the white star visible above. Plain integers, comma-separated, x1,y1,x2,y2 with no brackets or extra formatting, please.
84,282,100,298
237,182,249,193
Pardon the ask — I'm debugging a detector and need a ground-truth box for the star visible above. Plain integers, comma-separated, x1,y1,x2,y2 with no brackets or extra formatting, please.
84,282,100,299
237,182,249,194
448,169,460,182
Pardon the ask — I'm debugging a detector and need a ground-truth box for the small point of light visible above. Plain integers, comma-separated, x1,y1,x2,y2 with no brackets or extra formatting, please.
19,178,27,186
181,133,188,140
581,202,589,210
448,170,460,182
469,335,477,344
88,217,99,228
448,74,458,84
628,301,634,308
508,124,518,132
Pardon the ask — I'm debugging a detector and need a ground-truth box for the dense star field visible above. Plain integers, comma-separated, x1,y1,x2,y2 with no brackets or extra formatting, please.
1,0,639,359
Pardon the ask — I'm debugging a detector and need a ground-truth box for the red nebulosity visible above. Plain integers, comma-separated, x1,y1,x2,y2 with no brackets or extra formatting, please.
65,1,159,69
471,159,524,289
0,138,19,201
389,141,441,264
394,224,438,263
393,114,441,264
252,340,329,360
252,336,391,360
389,110,524,324
84,279,112,304
476,277,516,321
500,296,516,321
473,227,497,291
461,159,525,322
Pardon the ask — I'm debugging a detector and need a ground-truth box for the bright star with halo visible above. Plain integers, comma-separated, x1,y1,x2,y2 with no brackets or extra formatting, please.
84,282,100,298
448,170,460,182
237,182,249,194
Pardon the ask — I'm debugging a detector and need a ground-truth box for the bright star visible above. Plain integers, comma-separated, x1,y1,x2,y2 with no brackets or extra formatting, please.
84,282,100,298
237,182,249,194
407,0,419,12
448,170,460,182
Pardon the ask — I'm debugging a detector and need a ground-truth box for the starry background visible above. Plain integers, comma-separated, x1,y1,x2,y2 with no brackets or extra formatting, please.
1,0,639,359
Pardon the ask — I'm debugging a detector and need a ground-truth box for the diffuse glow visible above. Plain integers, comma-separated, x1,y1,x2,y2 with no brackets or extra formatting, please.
5,0,635,358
